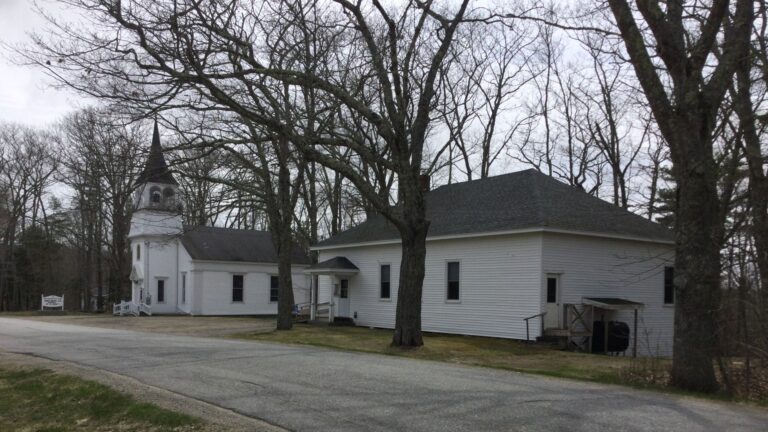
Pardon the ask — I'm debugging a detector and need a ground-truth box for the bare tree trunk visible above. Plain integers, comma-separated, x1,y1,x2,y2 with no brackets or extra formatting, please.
391,170,430,347
393,220,429,347
671,163,722,392
275,228,296,331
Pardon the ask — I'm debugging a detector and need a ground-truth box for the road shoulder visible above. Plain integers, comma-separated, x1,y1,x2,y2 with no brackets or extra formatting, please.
0,350,286,432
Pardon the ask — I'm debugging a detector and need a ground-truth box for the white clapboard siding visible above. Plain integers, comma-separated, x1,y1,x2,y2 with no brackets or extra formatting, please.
189,261,309,315
142,238,180,314
541,233,675,356
319,232,543,339
177,245,194,314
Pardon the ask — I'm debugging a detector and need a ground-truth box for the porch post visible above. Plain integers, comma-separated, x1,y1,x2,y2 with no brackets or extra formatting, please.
310,275,316,321
633,309,638,358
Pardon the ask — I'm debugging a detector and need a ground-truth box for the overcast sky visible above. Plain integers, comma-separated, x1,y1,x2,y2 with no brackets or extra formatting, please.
0,0,82,126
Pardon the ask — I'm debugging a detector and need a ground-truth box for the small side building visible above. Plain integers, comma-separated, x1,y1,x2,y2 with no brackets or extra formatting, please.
308,170,676,356
120,122,310,316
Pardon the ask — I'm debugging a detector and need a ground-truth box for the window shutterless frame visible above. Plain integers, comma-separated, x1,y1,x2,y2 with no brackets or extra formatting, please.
380,264,391,300
232,274,244,303
269,275,279,303
446,261,460,301
181,272,186,304
664,267,674,305
156,278,166,303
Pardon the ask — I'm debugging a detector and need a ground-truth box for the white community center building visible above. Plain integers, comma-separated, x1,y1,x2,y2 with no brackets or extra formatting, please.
306,171,676,356
115,123,310,317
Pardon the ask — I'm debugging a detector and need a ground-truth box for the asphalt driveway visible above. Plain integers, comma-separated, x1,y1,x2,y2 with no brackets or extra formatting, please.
0,317,765,431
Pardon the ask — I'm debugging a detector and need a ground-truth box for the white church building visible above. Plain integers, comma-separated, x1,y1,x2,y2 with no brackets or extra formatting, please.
115,123,310,316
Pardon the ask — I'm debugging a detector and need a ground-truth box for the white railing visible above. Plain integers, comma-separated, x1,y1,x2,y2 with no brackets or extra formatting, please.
138,303,152,316
112,301,151,316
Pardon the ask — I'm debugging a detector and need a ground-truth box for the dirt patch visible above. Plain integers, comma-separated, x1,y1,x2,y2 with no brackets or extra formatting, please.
7,314,276,337
0,351,286,432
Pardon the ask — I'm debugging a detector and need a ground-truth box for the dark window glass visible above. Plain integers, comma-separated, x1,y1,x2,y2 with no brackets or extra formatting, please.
163,187,175,207
447,262,460,300
181,273,186,304
380,265,391,299
340,279,349,299
664,267,674,304
157,279,165,303
136,244,141,261
270,276,279,302
232,275,244,302
547,277,557,303
150,187,161,203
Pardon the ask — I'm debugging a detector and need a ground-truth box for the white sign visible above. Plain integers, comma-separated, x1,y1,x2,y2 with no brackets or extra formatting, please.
41,295,64,311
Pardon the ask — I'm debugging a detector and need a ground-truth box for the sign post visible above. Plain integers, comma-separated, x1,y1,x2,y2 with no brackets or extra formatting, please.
41,295,64,311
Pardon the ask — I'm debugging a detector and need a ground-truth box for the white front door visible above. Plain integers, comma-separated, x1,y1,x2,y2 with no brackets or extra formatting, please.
544,274,561,329
337,279,350,317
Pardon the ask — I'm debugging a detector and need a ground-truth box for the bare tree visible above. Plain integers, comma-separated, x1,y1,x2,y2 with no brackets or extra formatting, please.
606,0,755,392
59,108,145,308
24,0,482,346
0,123,59,310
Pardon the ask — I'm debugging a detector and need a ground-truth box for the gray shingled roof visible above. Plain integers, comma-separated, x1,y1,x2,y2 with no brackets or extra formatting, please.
316,169,673,248
136,122,178,186
181,226,311,264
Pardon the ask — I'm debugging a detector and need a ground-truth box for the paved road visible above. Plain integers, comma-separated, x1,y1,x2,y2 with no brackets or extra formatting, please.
0,318,765,432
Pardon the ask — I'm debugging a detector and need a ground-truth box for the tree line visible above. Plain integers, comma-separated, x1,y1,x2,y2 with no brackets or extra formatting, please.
0,0,765,394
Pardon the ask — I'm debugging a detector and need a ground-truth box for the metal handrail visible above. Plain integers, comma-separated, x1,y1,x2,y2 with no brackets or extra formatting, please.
523,311,547,342
523,311,547,322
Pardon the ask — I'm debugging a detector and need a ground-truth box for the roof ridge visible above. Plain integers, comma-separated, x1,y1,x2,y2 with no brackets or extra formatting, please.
431,169,538,193
184,225,271,234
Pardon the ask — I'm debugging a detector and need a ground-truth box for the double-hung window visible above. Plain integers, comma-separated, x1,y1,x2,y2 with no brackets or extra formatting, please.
181,273,186,304
380,264,391,299
446,261,460,301
270,276,279,303
157,279,165,303
664,267,674,305
232,275,244,302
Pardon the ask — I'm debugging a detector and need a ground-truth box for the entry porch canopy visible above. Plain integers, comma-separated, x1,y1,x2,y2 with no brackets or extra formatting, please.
303,257,359,321
582,297,644,311
304,256,360,276
580,297,645,357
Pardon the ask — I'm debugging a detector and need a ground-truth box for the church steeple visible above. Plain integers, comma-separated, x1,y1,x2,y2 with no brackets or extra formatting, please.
131,120,183,218
136,121,178,186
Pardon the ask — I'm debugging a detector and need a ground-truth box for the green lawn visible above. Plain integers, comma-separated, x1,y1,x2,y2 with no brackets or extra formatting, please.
0,366,204,432
235,324,651,384
236,324,767,405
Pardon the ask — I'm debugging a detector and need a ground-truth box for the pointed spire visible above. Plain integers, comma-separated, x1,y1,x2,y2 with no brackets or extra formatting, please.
151,118,161,150
136,119,178,186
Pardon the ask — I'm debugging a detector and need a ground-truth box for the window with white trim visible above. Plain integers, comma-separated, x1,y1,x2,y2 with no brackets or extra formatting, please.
181,273,186,304
446,261,460,301
380,264,391,299
270,276,279,303
664,267,674,305
232,275,244,302
157,279,165,303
